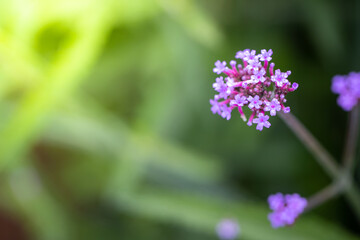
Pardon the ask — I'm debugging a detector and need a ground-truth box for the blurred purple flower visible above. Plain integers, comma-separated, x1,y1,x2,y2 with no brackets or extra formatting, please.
267,193,307,228
331,72,360,111
216,219,240,240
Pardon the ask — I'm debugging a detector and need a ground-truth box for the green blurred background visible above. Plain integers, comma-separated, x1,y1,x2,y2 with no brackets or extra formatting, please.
0,0,359,239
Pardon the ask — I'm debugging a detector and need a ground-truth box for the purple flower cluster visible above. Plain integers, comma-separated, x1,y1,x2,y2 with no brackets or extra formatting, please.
331,72,360,111
216,219,240,240
267,193,307,228
210,49,298,131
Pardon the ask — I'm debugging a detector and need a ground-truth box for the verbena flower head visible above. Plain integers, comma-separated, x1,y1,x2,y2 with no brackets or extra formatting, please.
210,49,298,131
331,72,360,111
216,219,240,240
267,193,307,228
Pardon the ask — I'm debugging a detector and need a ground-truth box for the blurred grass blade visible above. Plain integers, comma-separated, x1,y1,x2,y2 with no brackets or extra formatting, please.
3,164,71,240
42,95,223,183
158,0,223,49
0,2,115,170
105,186,360,240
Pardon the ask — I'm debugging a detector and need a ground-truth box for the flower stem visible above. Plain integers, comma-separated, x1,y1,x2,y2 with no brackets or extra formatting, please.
305,179,346,212
278,112,340,178
341,106,360,223
345,185,360,223
279,112,360,223
342,106,359,173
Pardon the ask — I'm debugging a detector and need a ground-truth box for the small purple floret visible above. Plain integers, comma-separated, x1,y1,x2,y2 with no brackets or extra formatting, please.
264,99,281,116
213,77,225,91
292,82,299,90
337,94,357,111
246,59,261,71
213,77,232,99
243,50,258,62
260,49,273,61
285,194,308,214
213,60,227,74
216,219,240,240
268,193,285,211
226,77,237,88
253,113,271,131
230,95,248,107
210,99,221,114
283,106,290,113
271,69,289,87
348,72,360,97
251,68,266,83
220,105,232,120
235,49,249,59
331,75,347,94
248,95,263,109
